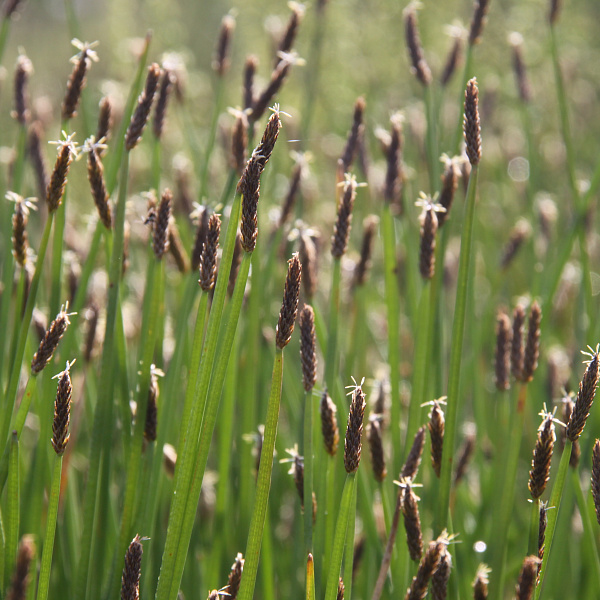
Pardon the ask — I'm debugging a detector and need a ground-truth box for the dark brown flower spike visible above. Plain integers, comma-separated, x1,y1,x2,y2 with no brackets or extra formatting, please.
495,310,512,391
168,219,190,273
28,122,49,200
440,33,463,87
400,480,423,561
454,432,475,485
561,396,581,468
144,365,162,442
228,233,243,297
528,406,556,499
213,14,235,76
344,379,366,474
415,194,444,280
6,535,35,600
250,53,296,123
404,3,432,86
436,155,461,227
84,136,112,229
428,399,446,477
153,189,172,260
520,301,542,383
468,0,490,46
243,55,258,111
500,219,531,270
431,546,452,600
125,62,161,151
199,213,221,292
153,69,173,139
191,205,210,272
299,305,317,392
331,173,359,258
96,96,112,149
8,192,36,267
340,97,366,173
31,303,74,374
298,230,318,300
509,33,531,103
13,54,32,125
226,553,244,600
515,556,541,600
46,132,78,213
383,113,404,210
473,564,490,600
549,0,561,25
538,502,548,577
401,425,427,481
275,2,304,66
229,108,248,175
404,532,448,600
354,215,378,288
83,302,99,363
592,440,600,525
464,78,481,166
566,346,600,442
321,390,339,456
51,360,74,455
511,304,526,381
121,534,143,600
62,39,98,121
276,253,302,349
367,414,387,482
279,152,308,228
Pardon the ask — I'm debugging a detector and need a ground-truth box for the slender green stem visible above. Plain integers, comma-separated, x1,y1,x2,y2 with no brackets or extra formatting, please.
304,388,314,555
534,441,572,599
237,348,285,600
528,498,540,556
324,258,341,401
452,45,474,155
436,164,479,531
322,453,336,583
36,455,63,600
424,83,439,190
0,17,12,67
324,473,356,600
5,431,18,590
343,479,358,600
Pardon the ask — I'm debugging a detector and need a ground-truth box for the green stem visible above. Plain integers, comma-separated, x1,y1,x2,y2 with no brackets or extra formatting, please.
436,164,479,531
452,45,474,155
36,455,63,600
237,348,285,600
528,498,540,556
343,479,358,600
534,440,572,599
5,431,18,591
424,83,439,190
324,473,356,600
324,258,341,402
304,388,314,555
0,17,12,67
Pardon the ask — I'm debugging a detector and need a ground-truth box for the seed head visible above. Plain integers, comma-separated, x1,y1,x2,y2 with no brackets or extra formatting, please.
243,55,258,111
299,305,317,392
383,113,404,210
454,433,475,485
404,3,432,86
230,109,248,175
213,14,235,76
528,408,555,499
340,97,366,173
51,360,74,455
437,155,461,227
62,40,99,121
509,33,531,103
511,304,526,381
520,301,542,382
298,230,318,300
592,440,600,526
401,481,423,561
416,194,443,280
440,35,463,87
275,3,304,67
344,380,366,473
561,395,580,467
8,192,36,267
121,535,143,600
549,0,561,25
515,556,541,600
6,535,35,600
367,415,387,482
500,219,531,270
473,564,490,600
404,533,448,600
354,215,378,288
567,346,600,441
125,63,160,151
464,78,481,165
191,205,210,272
469,0,490,46
199,214,221,292
152,69,173,139
331,174,359,258
96,96,112,150
428,400,445,477
84,137,112,229
276,253,302,349
31,303,73,374
153,189,172,259
13,53,32,125
226,553,244,600
46,132,78,213
495,310,512,391
144,365,162,442
431,546,452,600
321,390,339,456
401,425,427,481
251,55,295,122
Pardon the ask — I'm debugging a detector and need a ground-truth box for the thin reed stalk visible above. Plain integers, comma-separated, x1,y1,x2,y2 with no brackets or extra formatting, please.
307,554,316,600
5,431,18,591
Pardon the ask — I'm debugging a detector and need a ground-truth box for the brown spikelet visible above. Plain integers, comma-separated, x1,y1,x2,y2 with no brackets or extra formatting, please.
2,0,23,18
199,214,221,292
87,141,112,229
337,578,345,600
549,0,561,25
226,553,244,599
367,415,387,481
341,97,366,173
168,220,189,273
440,36,462,87
374,381,386,417
298,231,318,300
292,453,305,506
299,305,317,392
6,535,35,600
520,301,541,382
468,0,490,46
96,96,112,148
13,54,32,124
28,122,49,201
402,425,427,480
510,34,531,103
153,189,172,259
331,175,358,258
473,564,490,600
10,193,33,267
275,3,304,66
152,69,173,139
511,304,526,381
251,56,292,123
567,348,600,441
253,109,282,172
344,383,366,473
429,401,445,477
321,390,339,456
383,114,403,209
191,206,210,272
46,136,77,213
231,111,249,175
401,483,423,561
431,547,452,600
125,63,161,151
122,221,131,276
528,411,555,499
83,302,99,363
592,440,600,526
563,397,581,468
404,5,432,86
144,367,160,442
495,311,512,391
354,215,378,287
437,156,460,227
62,43,95,121
243,55,258,111
51,361,73,455
500,220,530,270
228,233,243,297
276,253,302,349
464,78,481,166
121,534,143,600
213,14,235,76
31,305,72,374
278,160,303,228
515,556,541,600
404,535,446,600
537,502,547,580
454,433,475,485
419,206,438,280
